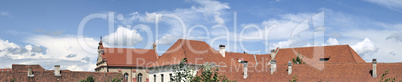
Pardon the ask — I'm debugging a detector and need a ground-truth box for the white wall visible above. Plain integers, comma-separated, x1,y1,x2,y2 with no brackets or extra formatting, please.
148,65,200,82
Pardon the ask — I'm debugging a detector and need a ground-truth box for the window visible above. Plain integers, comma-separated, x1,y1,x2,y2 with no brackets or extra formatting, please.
161,74,164,82
137,73,143,82
124,73,129,82
320,58,330,61
169,73,172,81
154,75,156,82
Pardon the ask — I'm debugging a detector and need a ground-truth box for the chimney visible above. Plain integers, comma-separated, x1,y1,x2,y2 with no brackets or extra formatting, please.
270,49,276,59
219,45,225,57
270,60,277,74
27,67,34,77
239,61,248,79
153,42,158,58
55,65,61,76
372,59,377,78
288,61,292,75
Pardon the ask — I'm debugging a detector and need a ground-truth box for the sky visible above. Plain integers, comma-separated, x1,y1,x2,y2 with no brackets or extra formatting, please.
0,0,402,71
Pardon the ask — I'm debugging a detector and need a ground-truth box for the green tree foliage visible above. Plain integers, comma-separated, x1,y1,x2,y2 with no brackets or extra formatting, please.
292,52,304,64
170,58,235,82
111,78,121,82
80,75,95,82
289,75,297,82
380,69,398,82
170,58,195,82
192,63,235,82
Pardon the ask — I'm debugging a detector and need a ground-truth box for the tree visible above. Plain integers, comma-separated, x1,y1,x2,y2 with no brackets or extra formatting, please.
192,63,235,82
292,52,304,64
170,58,195,82
289,75,297,82
379,69,398,82
111,78,121,82
170,58,235,82
81,75,95,82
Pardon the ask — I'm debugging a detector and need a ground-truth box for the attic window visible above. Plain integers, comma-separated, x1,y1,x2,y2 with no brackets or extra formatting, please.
320,58,330,61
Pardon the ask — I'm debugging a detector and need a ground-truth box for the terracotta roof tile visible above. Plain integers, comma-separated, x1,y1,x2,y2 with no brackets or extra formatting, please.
103,48,158,67
0,65,122,82
274,45,365,65
149,39,232,67
215,63,402,82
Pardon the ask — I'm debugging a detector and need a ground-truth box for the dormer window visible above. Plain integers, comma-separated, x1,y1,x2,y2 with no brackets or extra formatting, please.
320,58,330,61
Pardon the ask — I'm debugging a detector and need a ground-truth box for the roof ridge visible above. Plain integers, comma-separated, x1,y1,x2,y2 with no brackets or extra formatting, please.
180,40,188,60
278,44,349,50
346,45,358,63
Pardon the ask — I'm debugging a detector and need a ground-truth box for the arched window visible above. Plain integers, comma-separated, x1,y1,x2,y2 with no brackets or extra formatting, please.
124,73,129,82
137,73,143,82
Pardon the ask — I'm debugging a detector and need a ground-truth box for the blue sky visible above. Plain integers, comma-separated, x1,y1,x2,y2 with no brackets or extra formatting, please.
1,0,402,71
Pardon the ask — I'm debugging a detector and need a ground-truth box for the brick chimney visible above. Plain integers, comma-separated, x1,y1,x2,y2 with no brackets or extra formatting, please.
153,42,158,59
27,67,33,77
288,61,292,75
271,60,277,74
219,45,225,57
54,65,61,76
239,61,248,79
372,59,377,78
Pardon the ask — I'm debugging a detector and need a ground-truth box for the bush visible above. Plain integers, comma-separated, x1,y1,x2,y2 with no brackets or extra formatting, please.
80,75,95,82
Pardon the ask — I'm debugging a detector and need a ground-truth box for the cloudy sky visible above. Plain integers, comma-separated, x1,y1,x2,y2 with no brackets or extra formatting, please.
0,0,402,71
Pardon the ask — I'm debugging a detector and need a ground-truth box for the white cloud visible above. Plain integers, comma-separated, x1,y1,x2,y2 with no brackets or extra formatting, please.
0,38,45,59
0,39,19,50
156,34,180,45
270,40,293,49
103,27,143,47
351,38,378,56
0,36,99,71
326,37,339,45
365,0,402,11
386,31,402,42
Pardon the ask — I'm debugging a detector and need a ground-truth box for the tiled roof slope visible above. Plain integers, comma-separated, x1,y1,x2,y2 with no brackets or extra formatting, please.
225,52,271,67
149,39,231,67
0,65,122,82
12,64,45,72
216,63,402,82
103,48,158,67
274,45,365,64
149,39,271,67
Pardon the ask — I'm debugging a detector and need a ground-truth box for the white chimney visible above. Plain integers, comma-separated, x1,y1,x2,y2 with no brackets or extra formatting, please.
288,61,292,75
271,60,277,74
27,67,34,77
55,65,61,76
239,61,248,79
219,45,225,57
372,59,377,78
270,49,276,59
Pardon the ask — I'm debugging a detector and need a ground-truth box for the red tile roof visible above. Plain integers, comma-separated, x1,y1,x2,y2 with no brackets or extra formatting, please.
216,63,402,82
225,52,271,67
149,39,272,67
0,65,122,82
274,45,366,65
102,48,158,67
149,39,232,67
12,64,45,72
